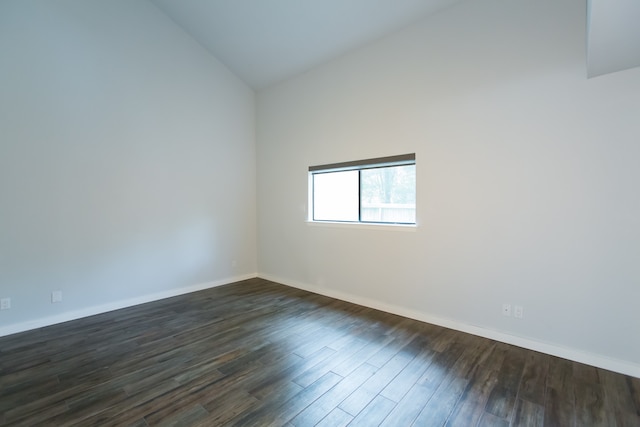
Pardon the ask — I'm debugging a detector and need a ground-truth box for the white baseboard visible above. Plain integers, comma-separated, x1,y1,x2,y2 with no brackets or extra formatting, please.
259,273,640,379
3,271,637,378
0,273,258,338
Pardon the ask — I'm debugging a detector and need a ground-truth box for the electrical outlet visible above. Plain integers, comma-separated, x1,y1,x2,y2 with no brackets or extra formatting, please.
1,298,10,310
502,303,511,317
52,291,63,303
514,305,524,319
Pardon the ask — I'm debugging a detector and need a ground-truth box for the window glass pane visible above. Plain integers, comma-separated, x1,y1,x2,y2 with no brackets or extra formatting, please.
360,165,416,223
313,170,359,221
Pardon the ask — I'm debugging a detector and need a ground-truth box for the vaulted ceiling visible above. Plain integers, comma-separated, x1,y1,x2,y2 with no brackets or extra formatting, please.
150,0,640,90
149,0,465,89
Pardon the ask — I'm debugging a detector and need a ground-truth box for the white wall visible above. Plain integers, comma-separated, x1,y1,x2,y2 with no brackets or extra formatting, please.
0,0,257,333
257,0,640,376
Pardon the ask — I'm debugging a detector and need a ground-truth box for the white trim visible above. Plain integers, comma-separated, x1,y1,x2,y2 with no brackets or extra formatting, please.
306,221,417,232
0,273,258,338
258,273,640,378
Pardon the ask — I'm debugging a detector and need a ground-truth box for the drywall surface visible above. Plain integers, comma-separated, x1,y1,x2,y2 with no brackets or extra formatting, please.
257,0,640,374
0,0,256,332
587,0,640,77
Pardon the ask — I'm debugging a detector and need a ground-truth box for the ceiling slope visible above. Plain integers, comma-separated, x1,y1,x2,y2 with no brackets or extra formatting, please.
150,0,464,90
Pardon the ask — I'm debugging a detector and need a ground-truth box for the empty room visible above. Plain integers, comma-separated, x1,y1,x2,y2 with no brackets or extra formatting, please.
1,0,639,426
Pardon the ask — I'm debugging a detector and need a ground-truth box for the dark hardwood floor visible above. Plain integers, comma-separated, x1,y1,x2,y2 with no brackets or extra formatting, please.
1,278,638,426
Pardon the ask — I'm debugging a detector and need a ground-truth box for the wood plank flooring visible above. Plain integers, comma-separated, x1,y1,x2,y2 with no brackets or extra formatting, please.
1,278,638,426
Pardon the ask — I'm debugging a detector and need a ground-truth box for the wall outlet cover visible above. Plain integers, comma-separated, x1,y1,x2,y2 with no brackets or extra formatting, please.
502,303,511,317
52,291,63,303
514,305,524,319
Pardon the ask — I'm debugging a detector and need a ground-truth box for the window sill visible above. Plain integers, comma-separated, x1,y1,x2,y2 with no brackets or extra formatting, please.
306,220,417,232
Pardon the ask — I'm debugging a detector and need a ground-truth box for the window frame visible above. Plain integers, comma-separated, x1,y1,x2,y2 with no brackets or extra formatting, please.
308,153,416,225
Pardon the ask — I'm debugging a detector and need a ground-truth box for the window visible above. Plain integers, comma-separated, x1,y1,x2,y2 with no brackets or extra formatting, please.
309,154,416,225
